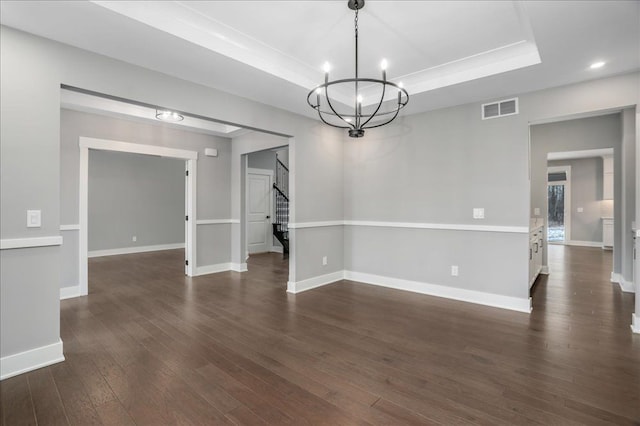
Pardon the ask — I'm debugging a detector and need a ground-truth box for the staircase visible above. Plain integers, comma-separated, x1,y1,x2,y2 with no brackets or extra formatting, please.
272,158,289,257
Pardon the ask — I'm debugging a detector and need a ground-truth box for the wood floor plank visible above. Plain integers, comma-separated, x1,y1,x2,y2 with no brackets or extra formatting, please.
27,368,69,426
0,375,37,426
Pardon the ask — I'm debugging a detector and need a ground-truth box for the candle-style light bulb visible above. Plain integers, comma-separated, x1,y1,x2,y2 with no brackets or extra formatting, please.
381,59,388,81
323,62,330,83
357,95,363,104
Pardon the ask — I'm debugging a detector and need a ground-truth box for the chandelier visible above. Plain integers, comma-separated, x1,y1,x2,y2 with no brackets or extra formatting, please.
307,0,409,138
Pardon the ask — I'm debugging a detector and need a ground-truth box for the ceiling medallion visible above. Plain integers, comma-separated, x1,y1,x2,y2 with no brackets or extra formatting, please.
307,0,409,138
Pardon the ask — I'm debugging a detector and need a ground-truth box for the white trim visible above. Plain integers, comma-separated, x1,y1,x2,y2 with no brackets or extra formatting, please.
79,136,197,160
60,285,81,300
194,263,231,276
345,271,532,313
195,262,249,276
59,224,80,231
611,272,635,293
88,243,185,258
196,219,237,225
231,263,248,272
288,220,528,233
632,314,640,334
287,271,344,294
288,221,344,229
540,266,550,275
1,339,64,381
565,240,603,248
0,236,63,250
79,137,198,296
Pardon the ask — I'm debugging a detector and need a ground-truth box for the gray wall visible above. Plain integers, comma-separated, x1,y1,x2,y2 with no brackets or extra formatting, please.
343,100,531,300
59,108,232,291
531,114,622,271
547,157,604,243
247,149,277,171
2,25,346,361
88,150,185,251
344,75,638,306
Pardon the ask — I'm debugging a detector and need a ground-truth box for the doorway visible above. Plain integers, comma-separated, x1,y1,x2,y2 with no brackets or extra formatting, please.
78,137,198,296
547,166,571,244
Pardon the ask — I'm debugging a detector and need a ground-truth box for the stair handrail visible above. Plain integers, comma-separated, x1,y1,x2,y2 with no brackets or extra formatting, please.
276,158,289,172
273,183,289,201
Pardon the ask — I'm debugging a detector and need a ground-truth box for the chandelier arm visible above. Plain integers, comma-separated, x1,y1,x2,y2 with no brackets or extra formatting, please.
362,101,402,130
360,81,387,128
324,84,356,129
316,108,352,129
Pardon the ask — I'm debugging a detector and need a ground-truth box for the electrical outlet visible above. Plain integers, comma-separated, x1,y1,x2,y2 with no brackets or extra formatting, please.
322,256,328,266
451,265,459,276
534,207,540,216
577,207,584,213
132,236,137,242
473,208,485,219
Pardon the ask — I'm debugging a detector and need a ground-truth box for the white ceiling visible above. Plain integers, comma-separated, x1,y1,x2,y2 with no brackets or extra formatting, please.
1,1,638,124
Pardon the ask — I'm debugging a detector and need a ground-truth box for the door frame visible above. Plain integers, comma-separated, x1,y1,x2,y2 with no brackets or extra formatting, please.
245,167,274,256
547,165,572,244
78,137,198,296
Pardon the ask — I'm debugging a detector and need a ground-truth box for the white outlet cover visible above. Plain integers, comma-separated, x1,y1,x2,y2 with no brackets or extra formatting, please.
534,207,540,215
451,265,459,276
577,207,584,213
473,208,485,219
27,210,41,228
322,256,327,265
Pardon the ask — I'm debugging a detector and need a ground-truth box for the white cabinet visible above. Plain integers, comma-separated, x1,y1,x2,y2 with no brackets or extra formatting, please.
603,218,614,249
529,227,543,288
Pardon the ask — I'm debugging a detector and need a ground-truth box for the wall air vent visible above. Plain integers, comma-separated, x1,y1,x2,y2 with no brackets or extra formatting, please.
481,98,519,120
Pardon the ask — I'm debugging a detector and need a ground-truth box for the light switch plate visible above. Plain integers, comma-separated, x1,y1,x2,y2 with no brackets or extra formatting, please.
577,207,584,213
473,208,485,219
27,210,41,228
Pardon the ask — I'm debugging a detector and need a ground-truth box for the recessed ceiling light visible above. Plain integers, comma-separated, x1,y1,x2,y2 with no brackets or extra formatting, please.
590,61,606,69
156,109,184,122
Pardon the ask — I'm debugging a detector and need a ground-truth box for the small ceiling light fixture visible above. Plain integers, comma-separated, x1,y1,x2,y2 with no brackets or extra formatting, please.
590,61,606,69
155,109,184,122
307,0,409,138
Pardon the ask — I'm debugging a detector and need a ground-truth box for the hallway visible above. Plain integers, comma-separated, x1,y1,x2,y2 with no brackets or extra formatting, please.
1,247,638,425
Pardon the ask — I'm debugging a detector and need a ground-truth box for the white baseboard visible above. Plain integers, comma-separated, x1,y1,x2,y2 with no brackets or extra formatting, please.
632,314,640,334
565,240,603,248
287,271,344,294
270,246,284,254
344,271,532,313
1,339,64,380
88,243,185,258
610,272,635,293
540,266,550,275
231,263,248,272
60,285,81,300
194,263,231,276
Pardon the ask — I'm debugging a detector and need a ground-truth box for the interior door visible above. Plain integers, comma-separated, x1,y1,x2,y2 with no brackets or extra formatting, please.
247,171,272,254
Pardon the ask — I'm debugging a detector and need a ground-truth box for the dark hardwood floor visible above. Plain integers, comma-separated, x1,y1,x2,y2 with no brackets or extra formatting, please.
1,245,638,425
